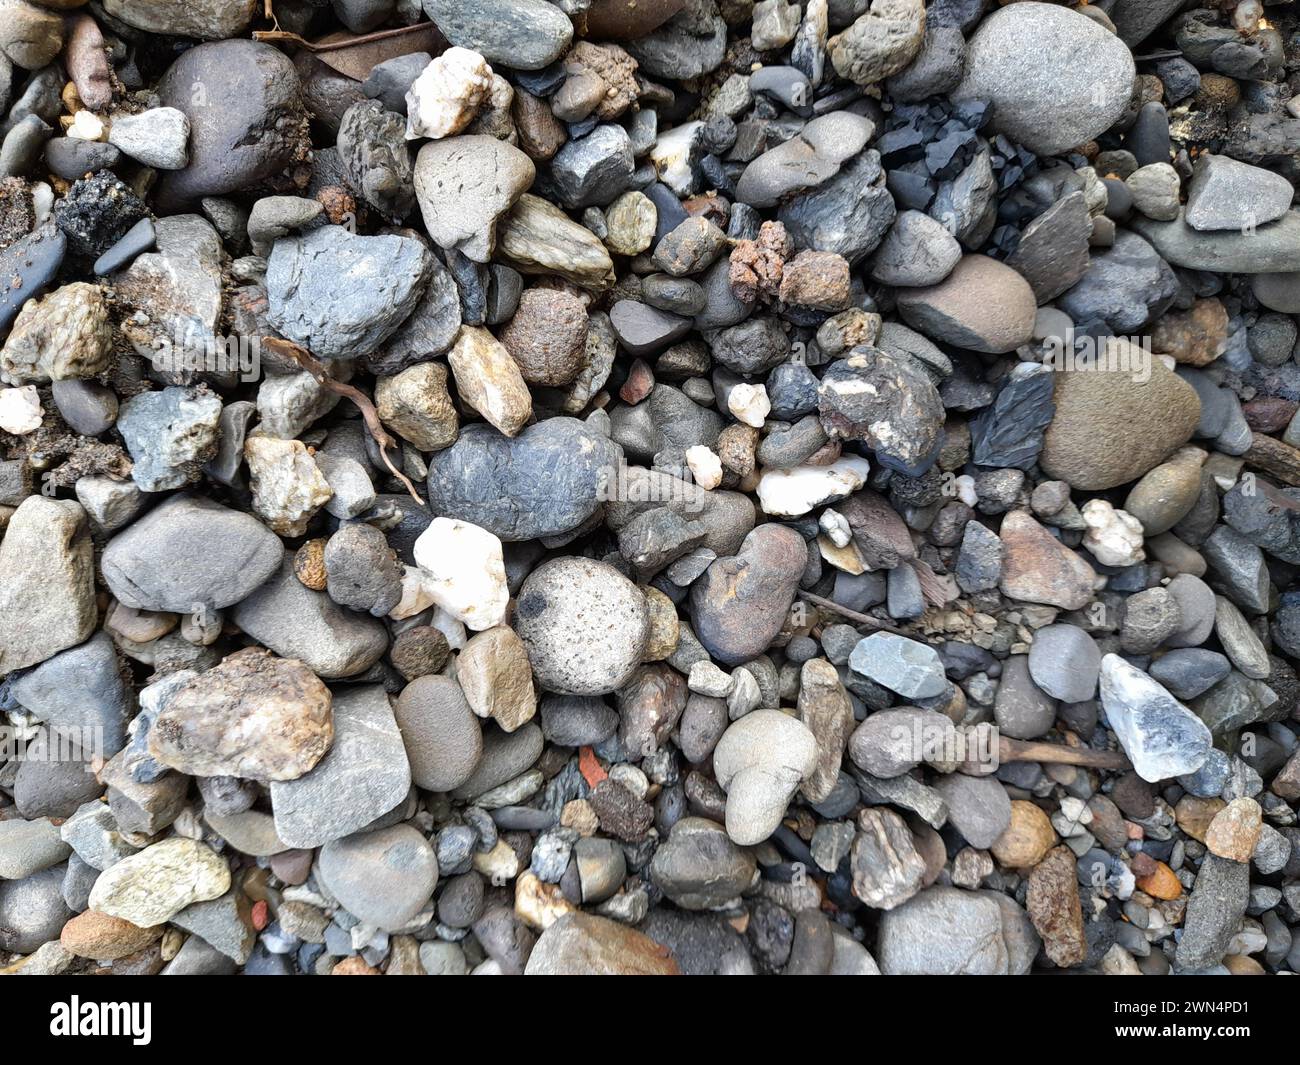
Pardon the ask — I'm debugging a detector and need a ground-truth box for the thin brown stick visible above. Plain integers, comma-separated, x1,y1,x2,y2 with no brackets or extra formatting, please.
798,590,909,637
252,23,435,53
262,337,425,506
999,736,1130,770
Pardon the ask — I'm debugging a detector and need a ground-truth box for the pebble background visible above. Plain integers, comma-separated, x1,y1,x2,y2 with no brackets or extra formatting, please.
0,0,1296,976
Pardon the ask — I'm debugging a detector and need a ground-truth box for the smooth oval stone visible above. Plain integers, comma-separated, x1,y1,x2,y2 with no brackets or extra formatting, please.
1027,623,1101,703
690,524,808,666
952,3,1136,156
896,255,1037,354
51,378,118,435
1039,346,1202,491
318,824,438,932
155,40,309,209
514,557,649,695
0,225,66,333
393,675,484,792
101,493,282,612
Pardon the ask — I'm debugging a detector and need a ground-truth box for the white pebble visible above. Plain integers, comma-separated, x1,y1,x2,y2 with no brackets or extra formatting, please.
755,455,871,517
727,382,770,428
1081,498,1146,567
67,110,105,141
412,516,509,631
0,386,42,434
819,508,851,548
685,444,723,490
405,47,494,141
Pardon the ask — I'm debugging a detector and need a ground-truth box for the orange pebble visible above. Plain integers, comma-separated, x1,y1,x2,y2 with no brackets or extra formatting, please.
1135,861,1182,900
251,899,269,931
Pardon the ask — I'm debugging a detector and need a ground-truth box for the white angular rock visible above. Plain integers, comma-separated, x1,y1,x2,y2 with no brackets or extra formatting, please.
67,110,105,141
1099,654,1212,782
820,508,852,548
405,47,494,140
0,385,42,434
1081,498,1146,567
108,107,190,169
727,382,770,428
756,455,871,516
685,444,723,490
244,434,333,537
413,517,509,631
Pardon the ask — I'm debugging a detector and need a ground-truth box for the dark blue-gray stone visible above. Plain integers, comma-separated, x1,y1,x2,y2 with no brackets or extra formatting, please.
425,419,622,542
1148,648,1232,701
970,363,1055,470
93,217,156,276
0,225,65,334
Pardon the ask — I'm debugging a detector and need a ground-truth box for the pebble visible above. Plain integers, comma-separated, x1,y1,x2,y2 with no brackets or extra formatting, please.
877,886,1034,975
990,800,1058,869
515,557,649,694
148,648,332,781
154,40,308,208
404,48,494,141
690,525,806,666
524,912,678,975
270,685,410,848
1040,346,1201,490
267,226,432,360
318,825,438,932
1098,654,1213,783
423,0,574,71
649,817,756,908
414,136,535,263
88,838,230,927
997,510,1095,610
735,111,874,208
712,709,818,845
897,255,1036,354
849,633,946,700
953,3,1135,156
1184,154,1294,232
108,107,190,170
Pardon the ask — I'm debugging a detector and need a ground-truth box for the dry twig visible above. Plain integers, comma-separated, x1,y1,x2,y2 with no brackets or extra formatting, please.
261,337,424,505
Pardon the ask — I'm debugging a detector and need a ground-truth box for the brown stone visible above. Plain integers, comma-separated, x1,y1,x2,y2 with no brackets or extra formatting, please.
512,90,567,161
499,288,589,387
1150,298,1228,366
456,625,537,732
1026,845,1087,967
560,41,638,120
1174,795,1225,843
997,510,1096,610
293,538,328,591
577,0,686,39
375,361,459,452
524,911,679,974
1040,345,1202,490
148,647,333,781
619,357,654,404
1243,397,1297,433
1274,748,1300,801
332,955,381,974
1135,860,1182,900
990,800,1057,868
716,422,758,476
60,911,162,960
389,625,451,681
779,249,851,311
797,658,854,803
1204,797,1262,863
728,220,789,304
588,778,654,842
